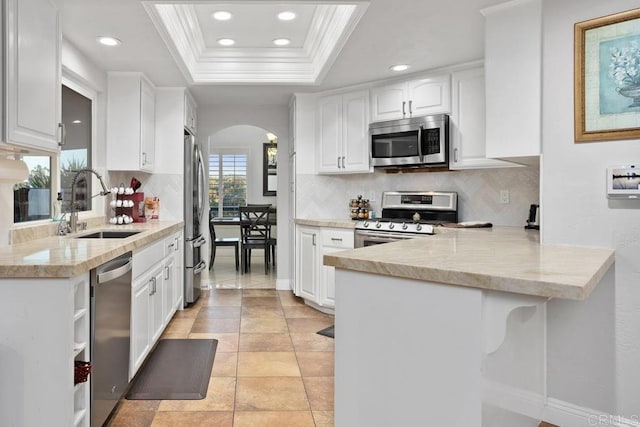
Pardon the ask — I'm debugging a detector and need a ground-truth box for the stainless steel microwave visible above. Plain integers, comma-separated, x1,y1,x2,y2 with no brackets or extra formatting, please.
369,114,449,168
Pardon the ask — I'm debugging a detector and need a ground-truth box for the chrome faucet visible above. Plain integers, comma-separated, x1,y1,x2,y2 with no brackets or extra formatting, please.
69,168,110,233
57,213,71,236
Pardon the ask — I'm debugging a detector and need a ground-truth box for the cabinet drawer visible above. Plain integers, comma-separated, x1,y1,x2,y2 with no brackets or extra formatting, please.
165,235,178,257
133,239,165,279
321,229,354,249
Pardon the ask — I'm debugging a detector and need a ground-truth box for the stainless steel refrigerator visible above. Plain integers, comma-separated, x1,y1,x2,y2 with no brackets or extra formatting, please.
184,130,207,305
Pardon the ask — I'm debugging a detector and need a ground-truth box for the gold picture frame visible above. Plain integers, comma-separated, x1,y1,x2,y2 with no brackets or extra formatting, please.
574,8,640,142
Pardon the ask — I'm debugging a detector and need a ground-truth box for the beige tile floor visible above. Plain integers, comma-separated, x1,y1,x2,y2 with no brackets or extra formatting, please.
107,254,335,427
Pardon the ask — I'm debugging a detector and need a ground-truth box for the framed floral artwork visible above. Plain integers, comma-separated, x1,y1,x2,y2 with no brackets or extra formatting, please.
574,9,640,142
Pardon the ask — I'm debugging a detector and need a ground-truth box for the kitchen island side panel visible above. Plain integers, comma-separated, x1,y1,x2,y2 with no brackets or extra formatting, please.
334,269,483,426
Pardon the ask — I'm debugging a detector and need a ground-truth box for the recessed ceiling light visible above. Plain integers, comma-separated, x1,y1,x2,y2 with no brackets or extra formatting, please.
278,11,296,21
217,38,235,46
390,64,409,72
97,36,121,47
212,11,232,21
273,38,291,46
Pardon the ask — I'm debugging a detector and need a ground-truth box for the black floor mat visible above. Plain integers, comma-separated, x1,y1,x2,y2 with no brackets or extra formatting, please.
126,339,217,400
316,325,335,339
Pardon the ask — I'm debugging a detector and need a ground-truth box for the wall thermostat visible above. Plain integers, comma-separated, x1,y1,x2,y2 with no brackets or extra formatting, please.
607,165,640,199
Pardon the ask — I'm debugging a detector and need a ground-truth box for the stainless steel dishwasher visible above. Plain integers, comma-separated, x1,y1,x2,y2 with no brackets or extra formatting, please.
91,252,132,427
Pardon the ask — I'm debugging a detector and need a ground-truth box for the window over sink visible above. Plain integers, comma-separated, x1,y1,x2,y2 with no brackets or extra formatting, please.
13,79,97,224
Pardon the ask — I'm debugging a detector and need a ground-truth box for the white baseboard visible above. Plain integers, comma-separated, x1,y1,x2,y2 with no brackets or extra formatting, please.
545,398,640,427
482,382,640,427
483,379,545,420
276,279,292,291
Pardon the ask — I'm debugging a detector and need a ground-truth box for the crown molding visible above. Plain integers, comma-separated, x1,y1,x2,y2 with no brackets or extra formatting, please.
144,1,369,84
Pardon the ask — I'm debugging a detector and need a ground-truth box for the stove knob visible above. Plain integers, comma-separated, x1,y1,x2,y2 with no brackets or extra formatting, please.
375,221,382,229
389,223,395,230
363,221,369,228
401,222,408,230
416,224,422,231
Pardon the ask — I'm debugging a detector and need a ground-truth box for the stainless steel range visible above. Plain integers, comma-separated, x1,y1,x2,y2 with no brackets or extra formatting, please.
354,191,458,248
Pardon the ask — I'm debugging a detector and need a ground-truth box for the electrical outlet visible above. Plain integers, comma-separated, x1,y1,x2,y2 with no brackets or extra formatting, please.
369,191,377,202
500,190,510,204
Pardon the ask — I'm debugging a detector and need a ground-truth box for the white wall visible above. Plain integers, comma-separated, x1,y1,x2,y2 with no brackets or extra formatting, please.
541,0,640,418
197,105,291,289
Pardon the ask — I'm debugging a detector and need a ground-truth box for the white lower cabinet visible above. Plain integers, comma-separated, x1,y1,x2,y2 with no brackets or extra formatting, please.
163,255,175,325
149,267,165,345
0,273,90,426
131,272,152,377
130,231,183,379
296,226,319,301
173,232,184,310
295,225,354,311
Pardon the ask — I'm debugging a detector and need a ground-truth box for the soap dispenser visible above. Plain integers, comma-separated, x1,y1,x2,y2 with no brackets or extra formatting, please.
53,192,63,221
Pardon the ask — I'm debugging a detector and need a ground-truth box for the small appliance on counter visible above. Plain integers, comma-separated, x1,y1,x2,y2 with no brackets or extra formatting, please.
525,204,539,230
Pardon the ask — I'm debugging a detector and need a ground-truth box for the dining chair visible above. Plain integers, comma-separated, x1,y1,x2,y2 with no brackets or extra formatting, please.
247,204,276,268
239,205,272,274
209,214,239,271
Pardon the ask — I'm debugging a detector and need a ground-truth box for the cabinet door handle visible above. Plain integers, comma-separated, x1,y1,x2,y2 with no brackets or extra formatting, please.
174,238,179,251
312,234,316,246
341,156,345,169
402,101,406,116
337,156,341,168
165,266,170,280
149,278,154,296
454,148,459,162
58,123,66,147
409,100,413,116
331,237,343,242
142,152,147,165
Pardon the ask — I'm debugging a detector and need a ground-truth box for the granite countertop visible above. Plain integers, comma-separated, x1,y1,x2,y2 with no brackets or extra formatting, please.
295,218,356,229
0,221,184,278
323,226,614,300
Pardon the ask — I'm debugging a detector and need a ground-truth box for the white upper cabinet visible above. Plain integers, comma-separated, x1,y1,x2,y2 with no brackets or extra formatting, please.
184,91,197,135
450,67,516,170
4,0,61,153
370,75,451,122
107,73,156,172
317,90,370,174
482,0,541,161
369,83,405,121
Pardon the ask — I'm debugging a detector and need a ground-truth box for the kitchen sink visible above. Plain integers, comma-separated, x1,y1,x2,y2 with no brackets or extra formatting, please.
74,230,141,239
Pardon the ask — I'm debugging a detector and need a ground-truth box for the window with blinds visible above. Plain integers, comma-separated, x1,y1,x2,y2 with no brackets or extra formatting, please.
209,153,247,218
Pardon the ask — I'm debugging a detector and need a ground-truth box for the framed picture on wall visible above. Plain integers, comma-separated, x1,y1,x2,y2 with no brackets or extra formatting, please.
263,143,277,196
574,8,640,142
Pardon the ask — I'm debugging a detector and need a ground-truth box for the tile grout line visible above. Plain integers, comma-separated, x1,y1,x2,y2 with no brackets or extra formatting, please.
280,292,318,426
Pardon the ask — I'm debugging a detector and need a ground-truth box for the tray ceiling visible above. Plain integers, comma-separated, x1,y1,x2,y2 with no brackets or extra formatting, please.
143,1,369,84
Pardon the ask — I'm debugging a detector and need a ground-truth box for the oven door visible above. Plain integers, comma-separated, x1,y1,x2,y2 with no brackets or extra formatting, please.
355,230,419,248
